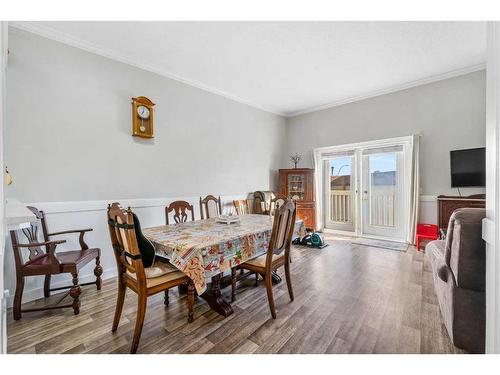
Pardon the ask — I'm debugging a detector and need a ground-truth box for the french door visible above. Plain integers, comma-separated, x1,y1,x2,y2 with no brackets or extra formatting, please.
325,142,408,242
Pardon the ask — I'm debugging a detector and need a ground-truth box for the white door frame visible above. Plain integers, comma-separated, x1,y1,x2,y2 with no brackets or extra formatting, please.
318,135,412,243
0,21,8,354
485,21,500,354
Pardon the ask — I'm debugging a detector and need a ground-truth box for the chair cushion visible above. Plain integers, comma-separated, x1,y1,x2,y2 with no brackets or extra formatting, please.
127,260,188,288
243,252,285,269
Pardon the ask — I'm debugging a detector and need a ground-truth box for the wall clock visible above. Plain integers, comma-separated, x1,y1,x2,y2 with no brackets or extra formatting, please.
132,96,155,138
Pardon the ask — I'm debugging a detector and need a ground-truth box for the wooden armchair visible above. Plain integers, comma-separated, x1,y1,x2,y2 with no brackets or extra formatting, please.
232,199,296,318
9,206,102,320
233,199,249,215
107,203,195,354
165,200,195,225
199,195,222,219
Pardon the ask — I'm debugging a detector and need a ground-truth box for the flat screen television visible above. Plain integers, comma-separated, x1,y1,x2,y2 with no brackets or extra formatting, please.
450,147,486,187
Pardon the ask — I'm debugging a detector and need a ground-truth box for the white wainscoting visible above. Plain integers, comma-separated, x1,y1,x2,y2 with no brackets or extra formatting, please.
4,193,251,307
419,195,438,226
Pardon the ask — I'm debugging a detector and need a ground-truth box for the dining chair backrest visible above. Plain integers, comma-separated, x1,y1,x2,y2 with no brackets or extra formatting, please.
269,193,287,217
9,206,58,272
199,195,222,219
165,200,195,225
265,199,296,268
233,199,249,215
107,203,146,287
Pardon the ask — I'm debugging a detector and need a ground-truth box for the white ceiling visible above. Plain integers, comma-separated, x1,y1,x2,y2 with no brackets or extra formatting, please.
11,21,486,117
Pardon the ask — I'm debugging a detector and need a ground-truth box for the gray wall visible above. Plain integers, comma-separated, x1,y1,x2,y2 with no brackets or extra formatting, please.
285,70,486,196
6,30,286,203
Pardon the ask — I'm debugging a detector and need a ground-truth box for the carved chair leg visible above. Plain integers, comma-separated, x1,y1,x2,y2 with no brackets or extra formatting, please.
131,292,147,354
164,289,169,306
231,268,237,302
255,272,259,286
112,281,126,332
187,281,195,323
94,256,103,290
265,271,277,319
43,275,51,298
13,276,25,321
70,272,81,315
284,261,294,301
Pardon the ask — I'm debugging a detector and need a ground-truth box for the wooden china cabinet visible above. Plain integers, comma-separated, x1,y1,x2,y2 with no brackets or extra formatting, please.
278,168,315,230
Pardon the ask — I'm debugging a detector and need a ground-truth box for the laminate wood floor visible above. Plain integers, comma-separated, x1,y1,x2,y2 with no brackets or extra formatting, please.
6,238,465,354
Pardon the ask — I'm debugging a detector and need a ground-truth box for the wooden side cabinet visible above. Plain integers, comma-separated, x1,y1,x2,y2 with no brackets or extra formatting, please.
279,168,316,230
437,194,486,232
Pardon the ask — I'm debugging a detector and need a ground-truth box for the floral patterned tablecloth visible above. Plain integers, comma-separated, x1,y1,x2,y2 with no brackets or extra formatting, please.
143,214,305,294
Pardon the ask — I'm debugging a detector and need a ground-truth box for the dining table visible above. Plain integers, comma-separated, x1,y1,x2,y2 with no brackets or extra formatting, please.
143,214,305,317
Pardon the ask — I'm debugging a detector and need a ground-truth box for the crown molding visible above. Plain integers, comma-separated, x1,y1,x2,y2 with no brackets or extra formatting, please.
9,22,486,120
286,63,486,117
8,21,286,117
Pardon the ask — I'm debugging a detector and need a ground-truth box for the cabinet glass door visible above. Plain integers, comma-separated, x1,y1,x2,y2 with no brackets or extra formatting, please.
287,174,305,201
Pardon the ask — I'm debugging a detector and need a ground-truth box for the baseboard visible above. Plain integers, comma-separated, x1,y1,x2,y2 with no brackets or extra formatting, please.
5,267,117,308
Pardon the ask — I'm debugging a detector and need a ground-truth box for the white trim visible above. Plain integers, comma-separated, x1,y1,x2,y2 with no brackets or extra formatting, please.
485,21,500,354
0,21,7,355
8,22,486,120
27,194,252,215
316,135,414,242
8,22,286,117
420,195,437,202
287,64,486,117
314,135,416,154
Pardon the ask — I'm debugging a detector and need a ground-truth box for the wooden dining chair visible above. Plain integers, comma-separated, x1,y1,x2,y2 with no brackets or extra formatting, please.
9,206,102,320
231,199,296,319
107,203,195,354
269,193,287,217
165,200,195,225
199,195,222,219
233,199,249,215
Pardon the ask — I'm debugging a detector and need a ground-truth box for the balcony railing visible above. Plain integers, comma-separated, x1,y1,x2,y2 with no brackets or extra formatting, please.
330,190,351,223
329,187,395,227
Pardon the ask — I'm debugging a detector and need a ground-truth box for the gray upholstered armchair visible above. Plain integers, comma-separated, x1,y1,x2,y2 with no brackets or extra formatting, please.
426,208,486,353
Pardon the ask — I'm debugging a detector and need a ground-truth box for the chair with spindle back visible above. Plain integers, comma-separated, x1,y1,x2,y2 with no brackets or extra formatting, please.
107,203,195,354
9,206,102,320
199,195,222,219
233,199,249,215
165,200,195,225
231,199,296,319
269,193,287,217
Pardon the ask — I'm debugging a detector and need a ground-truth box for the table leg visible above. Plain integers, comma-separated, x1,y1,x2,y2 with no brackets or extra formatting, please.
200,273,234,317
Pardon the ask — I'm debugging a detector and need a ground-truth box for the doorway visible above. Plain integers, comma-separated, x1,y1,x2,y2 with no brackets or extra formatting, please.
323,137,411,242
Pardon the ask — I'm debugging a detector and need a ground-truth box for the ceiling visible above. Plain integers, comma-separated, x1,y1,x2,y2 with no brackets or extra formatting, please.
11,21,486,117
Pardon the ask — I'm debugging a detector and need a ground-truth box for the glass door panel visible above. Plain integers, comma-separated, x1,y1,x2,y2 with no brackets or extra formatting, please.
325,155,355,232
361,150,404,240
